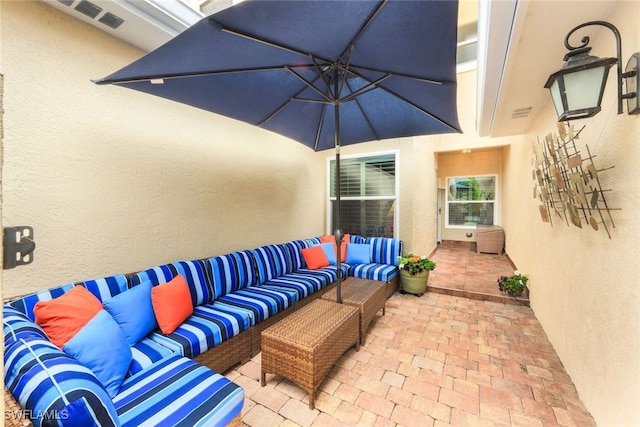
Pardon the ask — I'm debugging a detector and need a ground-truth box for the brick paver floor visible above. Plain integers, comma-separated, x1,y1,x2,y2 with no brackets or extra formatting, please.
427,242,526,305
224,245,596,426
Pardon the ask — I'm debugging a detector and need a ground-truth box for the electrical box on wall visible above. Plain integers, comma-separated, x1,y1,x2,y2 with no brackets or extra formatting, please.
3,226,36,269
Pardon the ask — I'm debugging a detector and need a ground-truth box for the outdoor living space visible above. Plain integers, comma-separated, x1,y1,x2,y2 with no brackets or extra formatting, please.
228,251,595,426
2,1,639,427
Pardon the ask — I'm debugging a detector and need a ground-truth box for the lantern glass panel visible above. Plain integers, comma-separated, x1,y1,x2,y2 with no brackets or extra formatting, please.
563,66,607,111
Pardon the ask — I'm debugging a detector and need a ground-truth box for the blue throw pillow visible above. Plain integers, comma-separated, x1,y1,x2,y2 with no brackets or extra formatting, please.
63,310,132,398
346,243,371,264
319,242,337,265
103,280,157,346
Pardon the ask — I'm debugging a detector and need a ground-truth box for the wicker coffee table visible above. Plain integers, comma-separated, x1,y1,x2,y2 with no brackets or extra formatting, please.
260,299,359,409
322,277,386,345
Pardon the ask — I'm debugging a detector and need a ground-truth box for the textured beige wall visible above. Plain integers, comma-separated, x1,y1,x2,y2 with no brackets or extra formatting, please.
502,2,640,425
1,1,325,298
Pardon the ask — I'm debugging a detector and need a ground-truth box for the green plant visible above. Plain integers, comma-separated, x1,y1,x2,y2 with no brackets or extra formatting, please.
398,253,436,276
498,270,529,295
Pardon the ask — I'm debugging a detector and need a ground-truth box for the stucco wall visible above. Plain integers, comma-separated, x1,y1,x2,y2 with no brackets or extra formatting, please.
0,1,326,298
501,2,640,425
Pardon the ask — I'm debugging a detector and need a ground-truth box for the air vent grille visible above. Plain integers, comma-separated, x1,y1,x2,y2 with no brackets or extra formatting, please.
75,0,102,19
99,12,125,29
57,0,74,6
512,107,532,119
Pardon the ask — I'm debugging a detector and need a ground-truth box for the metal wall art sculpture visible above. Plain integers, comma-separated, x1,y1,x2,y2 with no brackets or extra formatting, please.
532,123,618,238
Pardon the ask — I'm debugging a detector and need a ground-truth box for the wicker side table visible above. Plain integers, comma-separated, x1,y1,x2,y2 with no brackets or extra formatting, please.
476,225,504,254
321,277,386,345
260,299,360,409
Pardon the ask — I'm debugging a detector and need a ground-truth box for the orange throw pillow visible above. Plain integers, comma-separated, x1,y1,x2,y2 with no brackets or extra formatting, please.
301,246,330,270
34,286,103,348
319,234,350,262
151,275,194,335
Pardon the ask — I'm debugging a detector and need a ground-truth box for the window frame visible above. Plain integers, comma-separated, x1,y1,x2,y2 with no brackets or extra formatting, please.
445,174,498,229
326,150,399,238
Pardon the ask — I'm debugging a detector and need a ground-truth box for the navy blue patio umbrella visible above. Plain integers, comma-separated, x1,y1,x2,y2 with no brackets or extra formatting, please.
94,0,462,302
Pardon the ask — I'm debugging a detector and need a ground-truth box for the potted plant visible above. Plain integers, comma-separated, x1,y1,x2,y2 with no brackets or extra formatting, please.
397,253,436,296
497,270,529,296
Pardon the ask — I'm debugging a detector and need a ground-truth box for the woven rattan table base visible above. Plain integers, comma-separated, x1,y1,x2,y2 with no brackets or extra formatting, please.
322,277,386,345
4,389,32,427
260,299,360,409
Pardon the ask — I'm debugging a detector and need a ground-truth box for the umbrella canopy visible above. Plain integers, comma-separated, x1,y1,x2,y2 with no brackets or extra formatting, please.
94,0,461,150
94,0,462,302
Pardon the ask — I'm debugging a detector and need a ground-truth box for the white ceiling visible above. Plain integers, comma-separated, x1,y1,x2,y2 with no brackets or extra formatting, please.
44,0,623,138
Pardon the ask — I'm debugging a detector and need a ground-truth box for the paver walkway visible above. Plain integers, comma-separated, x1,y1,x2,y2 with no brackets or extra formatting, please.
428,242,529,306
224,244,595,426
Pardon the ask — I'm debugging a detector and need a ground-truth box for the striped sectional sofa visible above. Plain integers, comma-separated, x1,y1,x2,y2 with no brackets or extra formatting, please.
3,235,401,426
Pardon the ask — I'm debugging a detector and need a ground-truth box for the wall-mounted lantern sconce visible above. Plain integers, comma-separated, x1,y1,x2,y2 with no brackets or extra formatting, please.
3,226,36,269
544,21,639,121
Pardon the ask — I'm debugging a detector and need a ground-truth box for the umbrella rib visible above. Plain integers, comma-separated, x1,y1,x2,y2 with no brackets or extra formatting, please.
310,56,334,97
292,97,332,105
93,65,297,85
259,72,328,125
385,86,461,133
208,18,332,64
286,66,333,103
344,79,381,141
340,74,391,103
338,45,355,100
349,64,451,86
338,0,388,62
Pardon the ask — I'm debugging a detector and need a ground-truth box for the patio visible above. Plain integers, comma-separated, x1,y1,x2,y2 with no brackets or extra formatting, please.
224,247,595,426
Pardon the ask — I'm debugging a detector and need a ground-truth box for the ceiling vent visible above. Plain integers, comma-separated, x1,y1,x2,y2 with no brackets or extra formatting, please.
45,0,203,52
74,0,102,19
99,11,124,29
511,107,532,119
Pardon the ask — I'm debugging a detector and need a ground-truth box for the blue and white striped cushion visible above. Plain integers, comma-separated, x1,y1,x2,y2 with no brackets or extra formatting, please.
295,264,349,285
216,286,296,323
129,338,175,377
350,235,367,244
148,303,252,359
4,336,120,427
206,251,258,298
114,354,243,427
78,275,129,303
303,237,321,248
251,244,291,281
3,306,47,346
283,240,307,271
129,260,213,306
348,263,399,282
8,283,75,321
262,272,325,299
366,237,403,265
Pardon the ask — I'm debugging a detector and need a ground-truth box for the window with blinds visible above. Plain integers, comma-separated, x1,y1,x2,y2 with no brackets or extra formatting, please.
446,175,497,228
328,153,397,238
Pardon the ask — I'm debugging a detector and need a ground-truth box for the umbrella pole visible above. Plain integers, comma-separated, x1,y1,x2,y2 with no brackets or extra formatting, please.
333,67,343,304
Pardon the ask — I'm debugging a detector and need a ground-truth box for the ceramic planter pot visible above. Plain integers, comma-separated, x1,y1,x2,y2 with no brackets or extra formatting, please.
400,269,430,296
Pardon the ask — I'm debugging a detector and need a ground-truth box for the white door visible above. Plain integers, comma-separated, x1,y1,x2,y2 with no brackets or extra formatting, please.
437,189,444,243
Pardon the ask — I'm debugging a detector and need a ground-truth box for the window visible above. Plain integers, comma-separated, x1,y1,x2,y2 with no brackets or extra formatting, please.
328,152,397,238
446,175,497,228
456,21,478,72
